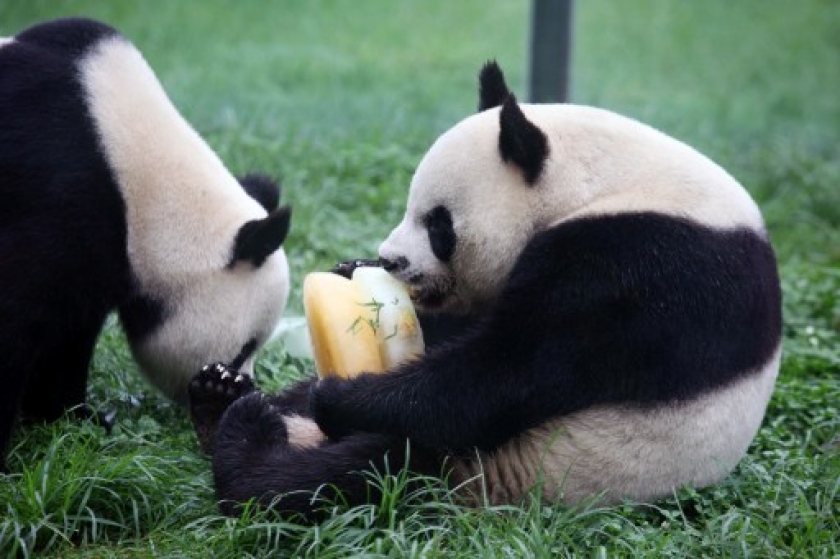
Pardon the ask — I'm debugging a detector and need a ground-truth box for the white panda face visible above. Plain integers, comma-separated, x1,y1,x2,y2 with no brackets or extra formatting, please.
380,62,560,315
127,247,290,403
380,110,544,315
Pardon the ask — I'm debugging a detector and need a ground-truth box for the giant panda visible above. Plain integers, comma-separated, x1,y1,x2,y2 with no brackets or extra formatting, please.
189,61,782,519
0,18,291,471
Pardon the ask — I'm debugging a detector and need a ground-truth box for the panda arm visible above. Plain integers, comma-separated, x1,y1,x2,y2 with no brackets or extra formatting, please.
310,326,554,453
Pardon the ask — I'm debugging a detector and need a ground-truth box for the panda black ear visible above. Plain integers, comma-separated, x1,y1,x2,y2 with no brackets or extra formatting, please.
478,60,511,111
498,95,549,185
229,206,291,267
238,173,281,211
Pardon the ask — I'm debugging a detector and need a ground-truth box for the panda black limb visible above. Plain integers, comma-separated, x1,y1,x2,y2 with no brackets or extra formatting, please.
0,18,291,470
191,367,442,521
196,62,781,518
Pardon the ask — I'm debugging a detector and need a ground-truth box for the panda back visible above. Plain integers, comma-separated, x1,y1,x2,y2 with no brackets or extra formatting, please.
446,210,782,504
74,28,268,284
520,104,766,233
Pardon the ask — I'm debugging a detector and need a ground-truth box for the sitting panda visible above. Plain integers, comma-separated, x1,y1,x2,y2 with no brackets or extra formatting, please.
189,61,782,518
0,18,291,470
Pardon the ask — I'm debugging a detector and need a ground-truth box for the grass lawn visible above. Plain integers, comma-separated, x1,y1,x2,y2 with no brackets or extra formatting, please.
1,1,838,556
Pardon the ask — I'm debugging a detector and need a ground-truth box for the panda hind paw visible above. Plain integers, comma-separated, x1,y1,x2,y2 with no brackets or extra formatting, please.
219,392,289,448
188,362,255,454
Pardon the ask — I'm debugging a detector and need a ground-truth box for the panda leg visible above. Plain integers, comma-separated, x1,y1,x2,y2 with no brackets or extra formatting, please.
2,319,111,470
20,319,102,423
0,358,30,472
212,393,442,520
188,363,315,454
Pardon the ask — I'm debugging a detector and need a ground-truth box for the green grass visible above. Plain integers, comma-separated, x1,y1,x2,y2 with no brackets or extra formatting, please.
1,1,838,556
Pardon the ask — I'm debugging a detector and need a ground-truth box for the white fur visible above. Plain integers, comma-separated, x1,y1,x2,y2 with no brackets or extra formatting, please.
284,415,327,449
380,104,765,314
80,37,289,399
453,348,780,505
0,38,13,48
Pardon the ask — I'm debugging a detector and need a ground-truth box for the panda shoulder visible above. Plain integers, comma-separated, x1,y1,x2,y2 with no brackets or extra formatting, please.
13,18,121,57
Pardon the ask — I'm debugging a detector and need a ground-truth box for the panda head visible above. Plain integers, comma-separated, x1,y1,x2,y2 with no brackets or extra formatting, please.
379,62,550,314
121,176,291,403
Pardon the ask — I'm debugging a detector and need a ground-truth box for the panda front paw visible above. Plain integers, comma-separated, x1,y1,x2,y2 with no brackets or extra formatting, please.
188,362,255,454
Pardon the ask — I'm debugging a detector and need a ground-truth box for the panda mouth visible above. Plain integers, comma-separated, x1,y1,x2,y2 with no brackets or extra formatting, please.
406,274,455,311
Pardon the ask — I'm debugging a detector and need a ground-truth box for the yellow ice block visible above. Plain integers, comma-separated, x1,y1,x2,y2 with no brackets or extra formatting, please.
351,267,425,369
303,268,424,379
303,272,384,378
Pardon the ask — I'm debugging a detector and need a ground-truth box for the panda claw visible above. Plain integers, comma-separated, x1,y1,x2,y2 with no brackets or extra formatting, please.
188,362,256,454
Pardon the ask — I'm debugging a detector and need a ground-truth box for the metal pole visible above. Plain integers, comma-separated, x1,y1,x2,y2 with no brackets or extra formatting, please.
528,0,573,103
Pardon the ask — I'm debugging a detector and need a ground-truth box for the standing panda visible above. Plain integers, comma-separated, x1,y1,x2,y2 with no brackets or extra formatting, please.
189,61,781,518
0,18,291,471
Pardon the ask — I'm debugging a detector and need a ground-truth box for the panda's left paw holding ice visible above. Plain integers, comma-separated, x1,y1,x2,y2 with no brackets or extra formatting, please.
188,362,255,454
330,258,381,279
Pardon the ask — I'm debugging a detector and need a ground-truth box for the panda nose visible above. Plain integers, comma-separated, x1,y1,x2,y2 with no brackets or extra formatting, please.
380,256,409,273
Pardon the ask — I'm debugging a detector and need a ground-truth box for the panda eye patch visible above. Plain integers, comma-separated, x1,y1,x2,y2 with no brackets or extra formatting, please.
423,205,456,262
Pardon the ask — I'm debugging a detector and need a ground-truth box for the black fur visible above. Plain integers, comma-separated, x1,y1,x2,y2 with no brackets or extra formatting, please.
498,95,549,184
238,173,281,212
229,338,258,370
417,312,476,349
424,205,456,262
119,291,167,342
0,18,131,470
380,255,409,274
199,212,781,516
229,206,292,268
14,17,118,55
478,60,511,111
